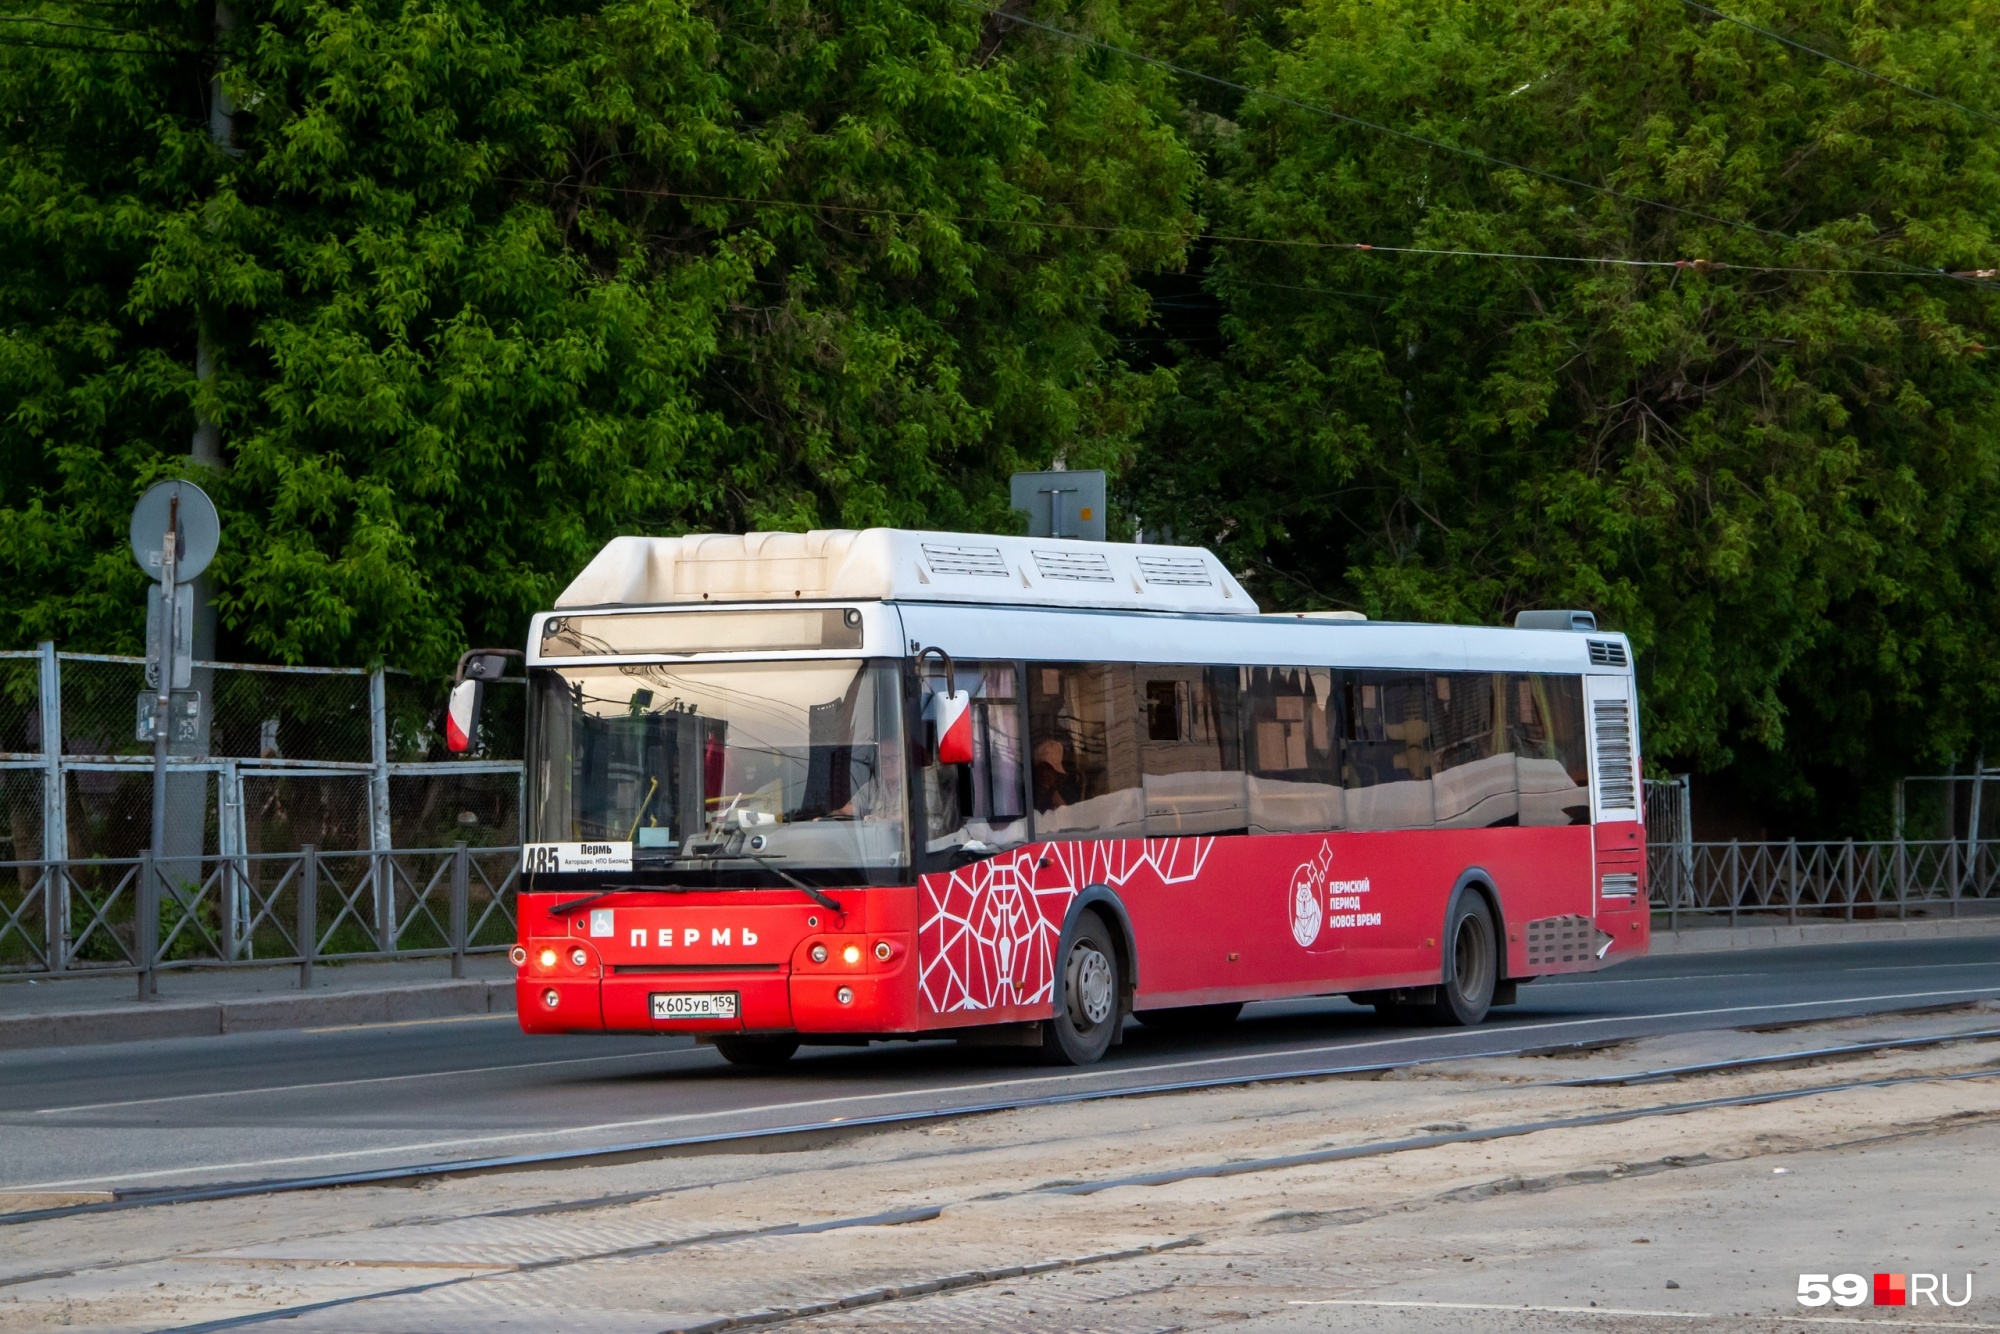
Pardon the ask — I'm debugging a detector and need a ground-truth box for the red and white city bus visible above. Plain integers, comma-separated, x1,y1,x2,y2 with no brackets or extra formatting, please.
473,528,1646,1066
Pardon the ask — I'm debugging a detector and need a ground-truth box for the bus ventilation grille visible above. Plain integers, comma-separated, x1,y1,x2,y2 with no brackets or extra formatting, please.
921,543,1011,577
1032,549,1116,583
1136,554,1213,587
1592,700,1636,808
1600,872,1641,898
1587,639,1628,667
1525,914,1598,966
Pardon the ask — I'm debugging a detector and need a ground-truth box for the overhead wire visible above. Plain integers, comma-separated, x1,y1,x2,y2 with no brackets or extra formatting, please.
506,176,1974,280
0,32,180,50
0,10,195,50
511,175,1995,350
951,0,1993,288
0,13,144,32
1677,0,2000,129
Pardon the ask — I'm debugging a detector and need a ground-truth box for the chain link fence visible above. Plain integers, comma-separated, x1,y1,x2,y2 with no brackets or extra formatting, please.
0,644,523,979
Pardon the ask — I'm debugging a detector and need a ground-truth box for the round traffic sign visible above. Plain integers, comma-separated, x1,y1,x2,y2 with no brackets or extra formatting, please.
129,480,220,585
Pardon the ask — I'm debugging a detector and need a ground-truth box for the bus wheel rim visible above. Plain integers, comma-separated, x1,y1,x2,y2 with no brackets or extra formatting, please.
1072,946,1114,1027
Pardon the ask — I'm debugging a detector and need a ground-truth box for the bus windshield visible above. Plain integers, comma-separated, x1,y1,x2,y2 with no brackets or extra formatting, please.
527,659,908,873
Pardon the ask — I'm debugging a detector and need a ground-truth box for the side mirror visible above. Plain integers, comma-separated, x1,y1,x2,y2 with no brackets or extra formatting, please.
447,648,520,755
914,645,972,765
446,678,483,753
927,688,974,765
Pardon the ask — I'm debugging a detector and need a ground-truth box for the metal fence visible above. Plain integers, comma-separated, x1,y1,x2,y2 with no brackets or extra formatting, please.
0,844,523,983
1647,838,2000,926
0,643,522,867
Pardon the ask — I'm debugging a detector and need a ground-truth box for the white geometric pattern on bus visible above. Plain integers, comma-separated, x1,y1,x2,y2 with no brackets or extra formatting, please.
918,837,1215,1014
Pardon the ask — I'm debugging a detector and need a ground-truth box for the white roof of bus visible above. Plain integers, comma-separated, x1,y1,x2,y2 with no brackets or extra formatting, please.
555,529,1258,615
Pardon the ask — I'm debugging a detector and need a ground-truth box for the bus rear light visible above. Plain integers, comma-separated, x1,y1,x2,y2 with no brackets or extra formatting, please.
836,987,853,1005
569,948,588,967
542,988,560,1008
810,944,828,963
538,948,558,969
874,941,892,961
509,946,527,967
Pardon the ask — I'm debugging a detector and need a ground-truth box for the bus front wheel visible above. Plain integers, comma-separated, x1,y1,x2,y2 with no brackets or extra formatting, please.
1425,893,1498,1026
1041,913,1122,1065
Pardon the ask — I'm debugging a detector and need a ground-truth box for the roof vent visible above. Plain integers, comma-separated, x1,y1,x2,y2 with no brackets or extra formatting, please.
1136,554,1213,587
1587,639,1628,668
1031,549,1115,583
1515,609,1597,632
921,543,1010,578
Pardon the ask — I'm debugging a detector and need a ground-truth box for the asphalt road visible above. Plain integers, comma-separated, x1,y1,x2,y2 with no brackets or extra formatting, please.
3,936,1997,1197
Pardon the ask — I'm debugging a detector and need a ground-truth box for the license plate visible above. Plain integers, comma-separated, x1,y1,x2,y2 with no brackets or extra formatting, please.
651,991,739,1020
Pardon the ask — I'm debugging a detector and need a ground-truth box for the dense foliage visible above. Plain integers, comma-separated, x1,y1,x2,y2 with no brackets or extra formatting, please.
0,0,1196,667
4,0,1999,829
1123,0,2000,831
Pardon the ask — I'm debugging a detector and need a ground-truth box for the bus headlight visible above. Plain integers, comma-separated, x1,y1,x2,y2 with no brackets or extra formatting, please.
874,941,892,962
509,946,527,967
569,948,588,967
810,944,828,964
542,988,560,1008
836,986,853,1005
842,944,862,965
538,948,558,969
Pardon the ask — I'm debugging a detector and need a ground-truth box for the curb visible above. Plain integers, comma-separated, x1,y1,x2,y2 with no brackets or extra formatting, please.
1651,914,2000,955
0,979,517,1052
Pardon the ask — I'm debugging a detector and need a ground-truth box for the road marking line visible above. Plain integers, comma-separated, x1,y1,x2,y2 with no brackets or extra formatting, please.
10,984,1999,1192
29,1051,676,1115
302,1014,516,1034
1544,961,2000,986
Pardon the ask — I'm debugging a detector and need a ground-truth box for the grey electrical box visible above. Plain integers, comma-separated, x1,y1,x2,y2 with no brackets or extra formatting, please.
136,690,203,744
1009,470,1107,541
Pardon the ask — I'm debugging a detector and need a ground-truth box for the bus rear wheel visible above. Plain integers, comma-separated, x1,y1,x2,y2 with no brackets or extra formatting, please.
1135,1002,1243,1032
713,1035,800,1067
1041,913,1121,1065
1424,893,1498,1026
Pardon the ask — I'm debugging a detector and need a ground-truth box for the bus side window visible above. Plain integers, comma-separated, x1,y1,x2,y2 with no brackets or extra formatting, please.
1430,672,1518,828
922,661,1030,853
1138,666,1246,836
1244,666,1341,833
1511,673,1592,825
1341,671,1437,830
1028,663,1143,840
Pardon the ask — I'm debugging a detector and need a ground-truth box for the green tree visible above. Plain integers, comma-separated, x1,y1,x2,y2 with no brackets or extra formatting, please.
1127,0,2000,831
0,0,1197,672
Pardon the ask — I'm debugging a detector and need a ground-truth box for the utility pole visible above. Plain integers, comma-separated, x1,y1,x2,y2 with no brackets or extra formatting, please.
165,0,237,877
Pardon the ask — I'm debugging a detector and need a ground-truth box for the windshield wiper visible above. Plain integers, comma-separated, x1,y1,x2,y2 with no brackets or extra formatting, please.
730,849,845,916
546,888,620,917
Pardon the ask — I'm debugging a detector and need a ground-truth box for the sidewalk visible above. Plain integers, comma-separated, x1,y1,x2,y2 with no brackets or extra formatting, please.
0,955,516,1051
1650,907,2000,955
